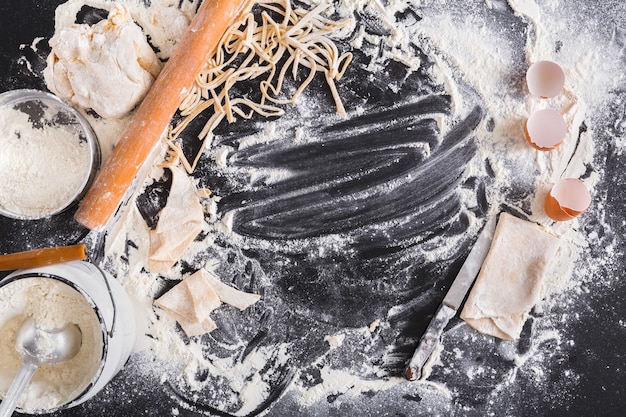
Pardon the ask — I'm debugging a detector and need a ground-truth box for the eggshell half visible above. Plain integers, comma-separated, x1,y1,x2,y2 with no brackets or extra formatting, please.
544,178,591,221
526,60,565,98
525,109,567,150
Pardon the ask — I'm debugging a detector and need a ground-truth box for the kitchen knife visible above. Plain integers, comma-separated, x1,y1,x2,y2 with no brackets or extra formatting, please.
405,216,497,381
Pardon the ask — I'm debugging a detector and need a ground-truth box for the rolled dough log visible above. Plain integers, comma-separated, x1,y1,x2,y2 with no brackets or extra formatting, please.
460,212,560,340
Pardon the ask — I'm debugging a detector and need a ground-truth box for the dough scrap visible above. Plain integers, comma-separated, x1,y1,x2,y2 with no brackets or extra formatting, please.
460,213,561,340
154,269,261,337
155,270,220,336
44,4,162,119
149,166,204,273
203,271,261,311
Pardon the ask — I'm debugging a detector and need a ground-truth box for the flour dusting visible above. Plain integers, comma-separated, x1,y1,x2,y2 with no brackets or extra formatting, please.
12,0,626,415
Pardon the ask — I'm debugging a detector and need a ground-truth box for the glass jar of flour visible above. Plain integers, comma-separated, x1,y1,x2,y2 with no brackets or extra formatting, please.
0,89,101,220
0,261,136,413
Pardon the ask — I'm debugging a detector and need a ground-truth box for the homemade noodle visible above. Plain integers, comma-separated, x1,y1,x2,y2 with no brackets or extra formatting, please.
166,0,353,172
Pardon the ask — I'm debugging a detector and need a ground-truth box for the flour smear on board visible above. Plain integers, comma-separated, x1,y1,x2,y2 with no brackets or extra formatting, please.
27,0,626,415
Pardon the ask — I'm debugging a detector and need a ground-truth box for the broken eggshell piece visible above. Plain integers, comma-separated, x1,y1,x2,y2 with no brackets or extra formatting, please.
526,60,565,98
544,178,592,221
524,109,567,150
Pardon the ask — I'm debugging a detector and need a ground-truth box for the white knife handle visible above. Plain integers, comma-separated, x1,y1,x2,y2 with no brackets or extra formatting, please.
405,304,456,381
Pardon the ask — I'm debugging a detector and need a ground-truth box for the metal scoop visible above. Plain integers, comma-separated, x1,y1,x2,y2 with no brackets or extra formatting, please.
0,317,82,417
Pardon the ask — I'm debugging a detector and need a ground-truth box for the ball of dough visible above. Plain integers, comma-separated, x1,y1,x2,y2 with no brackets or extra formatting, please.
44,4,162,119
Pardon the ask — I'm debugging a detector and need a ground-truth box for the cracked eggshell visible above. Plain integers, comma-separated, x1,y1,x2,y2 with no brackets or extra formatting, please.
524,109,567,151
526,60,565,98
544,178,591,221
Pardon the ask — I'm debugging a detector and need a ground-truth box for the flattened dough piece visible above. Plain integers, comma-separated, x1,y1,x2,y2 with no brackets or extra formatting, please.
149,166,205,273
154,270,220,337
203,270,261,311
154,269,261,337
460,213,560,340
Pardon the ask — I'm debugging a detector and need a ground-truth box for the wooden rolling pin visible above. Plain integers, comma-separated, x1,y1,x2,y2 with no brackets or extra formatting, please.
74,0,253,231
0,244,88,270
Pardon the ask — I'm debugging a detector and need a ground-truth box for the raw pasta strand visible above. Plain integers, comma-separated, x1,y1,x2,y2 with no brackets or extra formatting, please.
167,0,353,172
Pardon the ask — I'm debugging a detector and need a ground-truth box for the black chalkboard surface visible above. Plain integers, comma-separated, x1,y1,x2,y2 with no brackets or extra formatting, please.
0,1,625,416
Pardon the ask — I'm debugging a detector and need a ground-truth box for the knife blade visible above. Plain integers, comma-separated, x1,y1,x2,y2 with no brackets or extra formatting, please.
404,215,497,381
